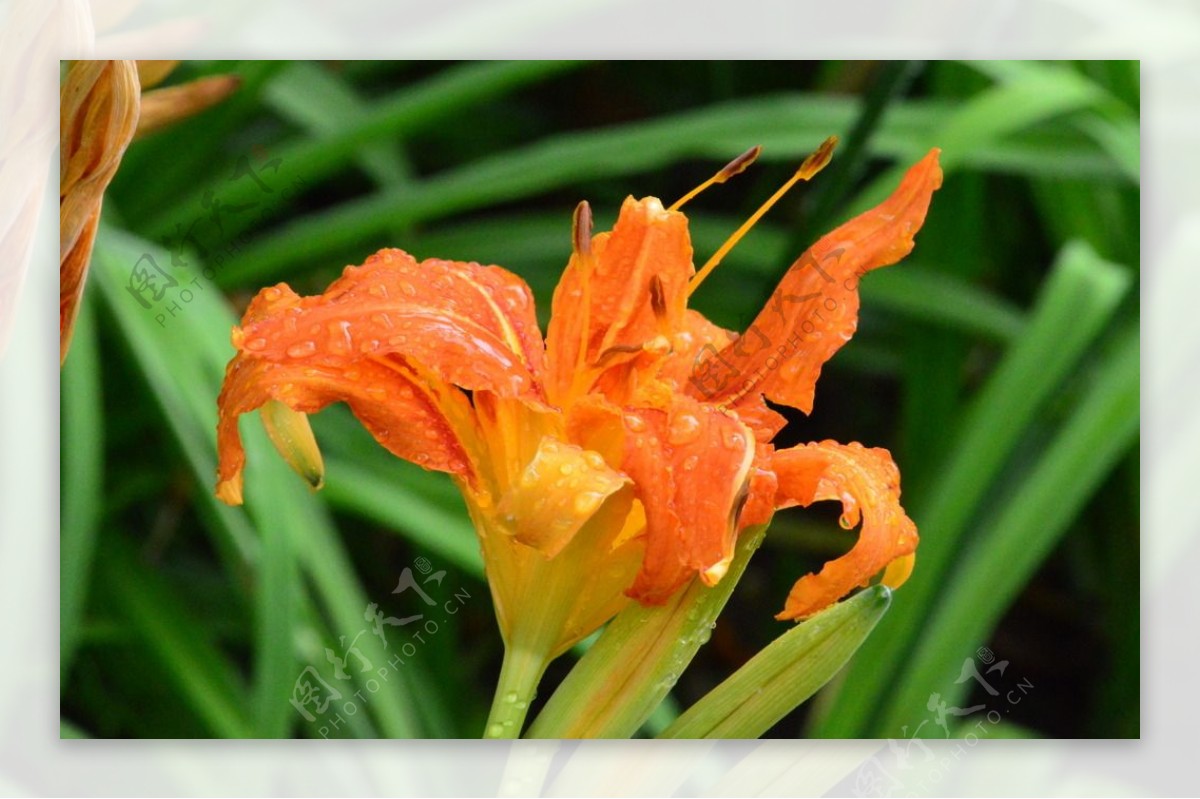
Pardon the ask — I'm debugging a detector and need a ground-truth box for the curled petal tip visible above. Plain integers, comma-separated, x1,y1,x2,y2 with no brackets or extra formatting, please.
135,74,241,139
881,552,916,589
216,477,244,506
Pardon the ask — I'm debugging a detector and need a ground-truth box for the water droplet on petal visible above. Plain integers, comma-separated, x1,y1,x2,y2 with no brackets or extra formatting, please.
245,337,268,352
624,414,646,432
668,413,702,445
286,341,316,358
574,492,603,516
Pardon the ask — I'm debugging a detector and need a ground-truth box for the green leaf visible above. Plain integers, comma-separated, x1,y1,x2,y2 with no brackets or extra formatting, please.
216,93,1128,287
141,60,585,241
96,536,253,738
660,585,891,739
321,458,483,580
263,61,414,189
527,526,767,739
61,293,104,682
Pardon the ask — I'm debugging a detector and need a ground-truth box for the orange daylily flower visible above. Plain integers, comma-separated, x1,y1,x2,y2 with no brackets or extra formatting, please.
216,142,941,659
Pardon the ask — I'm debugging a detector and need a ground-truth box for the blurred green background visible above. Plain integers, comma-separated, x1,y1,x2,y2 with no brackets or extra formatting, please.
60,60,1139,739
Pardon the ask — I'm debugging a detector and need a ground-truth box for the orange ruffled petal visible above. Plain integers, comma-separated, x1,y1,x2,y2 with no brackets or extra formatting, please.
691,149,943,414
619,395,757,603
216,248,551,504
770,440,918,620
237,249,546,400
216,352,476,505
545,196,693,401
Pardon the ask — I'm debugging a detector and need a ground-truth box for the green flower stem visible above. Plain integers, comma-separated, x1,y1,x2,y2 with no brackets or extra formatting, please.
527,526,767,739
484,642,550,739
659,585,892,739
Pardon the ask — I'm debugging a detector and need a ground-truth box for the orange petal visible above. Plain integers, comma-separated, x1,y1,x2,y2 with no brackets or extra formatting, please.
495,435,629,558
771,440,918,620
237,249,546,400
691,149,943,414
738,457,779,532
60,60,140,364
656,310,787,443
135,74,241,139
216,351,476,505
619,395,757,603
545,196,693,401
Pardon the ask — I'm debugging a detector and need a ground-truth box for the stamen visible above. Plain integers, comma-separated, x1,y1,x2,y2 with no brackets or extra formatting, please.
573,201,595,369
668,145,762,211
569,201,597,396
687,136,838,298
648,275,667,323
572,200,593,257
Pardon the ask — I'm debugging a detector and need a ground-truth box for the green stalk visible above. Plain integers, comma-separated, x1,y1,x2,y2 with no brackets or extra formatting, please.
527,526,766,739
483,643,551,739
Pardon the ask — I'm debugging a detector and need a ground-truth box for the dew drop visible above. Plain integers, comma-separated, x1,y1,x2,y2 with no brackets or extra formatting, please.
559,463,575,476
668,413,702,445
624,414,646,432
245,337,268,352
574,492,603,516
487,723,504,738
286,341,316,358
504,691,519,704
682,455,700,471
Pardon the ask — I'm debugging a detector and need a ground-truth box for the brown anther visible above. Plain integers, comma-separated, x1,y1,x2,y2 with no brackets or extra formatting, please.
572,201,593,257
